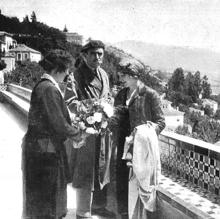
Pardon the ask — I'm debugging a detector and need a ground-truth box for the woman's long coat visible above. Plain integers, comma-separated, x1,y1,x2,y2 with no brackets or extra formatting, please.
22,78,80,219
128,85,165,134
127,85,165,219
71,62,111,190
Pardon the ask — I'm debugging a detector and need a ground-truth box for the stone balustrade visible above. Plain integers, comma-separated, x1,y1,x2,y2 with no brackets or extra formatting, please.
1,83,220,218
7,83,32,102
159,130,220,196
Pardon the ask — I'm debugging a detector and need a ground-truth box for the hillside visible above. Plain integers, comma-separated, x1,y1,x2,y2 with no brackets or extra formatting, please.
0,12,163,91
115,41,220,94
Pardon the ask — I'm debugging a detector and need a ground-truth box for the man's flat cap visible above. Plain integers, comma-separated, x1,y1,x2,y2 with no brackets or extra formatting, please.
81,40,105,52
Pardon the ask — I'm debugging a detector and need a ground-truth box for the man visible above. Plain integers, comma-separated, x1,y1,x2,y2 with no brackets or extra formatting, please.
72,40,115,219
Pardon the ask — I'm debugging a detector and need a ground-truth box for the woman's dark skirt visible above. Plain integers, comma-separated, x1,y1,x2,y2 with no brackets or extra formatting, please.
22,139,68,219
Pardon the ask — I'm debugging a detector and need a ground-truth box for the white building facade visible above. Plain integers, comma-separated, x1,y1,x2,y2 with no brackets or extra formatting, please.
0,31,17,53
9,44,41,62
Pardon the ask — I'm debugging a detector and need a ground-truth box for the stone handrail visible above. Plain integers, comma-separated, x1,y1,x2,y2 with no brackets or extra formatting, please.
7,83,32,102
0,83,219,218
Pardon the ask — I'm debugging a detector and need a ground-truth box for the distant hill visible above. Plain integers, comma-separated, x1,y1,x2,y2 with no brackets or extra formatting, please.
114,40,220,94
106,45,145,72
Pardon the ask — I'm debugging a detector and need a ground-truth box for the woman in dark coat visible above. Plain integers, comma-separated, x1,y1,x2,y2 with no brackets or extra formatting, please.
22,49,85,219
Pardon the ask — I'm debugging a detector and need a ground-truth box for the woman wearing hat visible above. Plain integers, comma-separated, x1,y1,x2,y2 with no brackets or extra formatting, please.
113,72,165,219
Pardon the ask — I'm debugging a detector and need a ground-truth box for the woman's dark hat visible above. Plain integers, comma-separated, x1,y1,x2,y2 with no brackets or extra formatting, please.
81,40,105,52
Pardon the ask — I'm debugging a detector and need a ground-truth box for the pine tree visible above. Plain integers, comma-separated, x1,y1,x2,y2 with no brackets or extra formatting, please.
202,75,212,99
63,25,68,32
31,11,37,23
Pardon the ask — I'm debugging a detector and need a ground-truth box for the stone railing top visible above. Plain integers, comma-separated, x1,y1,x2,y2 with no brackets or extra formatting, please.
4,83,220,154
161,130,220,153
8,83,32,92
7,83,32,102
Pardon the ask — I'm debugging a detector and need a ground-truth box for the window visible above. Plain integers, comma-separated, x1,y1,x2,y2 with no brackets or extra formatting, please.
17,53,21,61
24,53,28,60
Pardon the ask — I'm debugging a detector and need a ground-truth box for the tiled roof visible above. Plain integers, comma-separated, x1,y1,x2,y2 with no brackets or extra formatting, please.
163,108,185,116
202,98,218,105
9,44,41,54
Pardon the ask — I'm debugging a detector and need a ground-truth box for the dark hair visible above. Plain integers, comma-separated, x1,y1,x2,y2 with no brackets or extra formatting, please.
63,74,69,83
39,49,73,73
0,60,6,71
81,40,105,53
74,56,82,68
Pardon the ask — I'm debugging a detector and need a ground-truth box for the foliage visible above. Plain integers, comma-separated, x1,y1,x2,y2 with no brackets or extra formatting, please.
102,51,122,87
9,61,44,89
203,105,214,117
168,67,184,92
201,75,212,99
214,109,220,120
182,110,220,143
0,60,6,70
0,11,163,93
63,25,68,32
166,67,212,107
0,12,67,55
178,103,189,112
210,94,220,106
30,11,37,23
175,124,192,136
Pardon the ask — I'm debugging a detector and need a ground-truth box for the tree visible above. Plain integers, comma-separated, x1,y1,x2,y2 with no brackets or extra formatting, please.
23,15,30,23
204,105,214,117
0,60,6,70
168,67,185,92
202,75,212,98
214,109,220,120
184,72,195,102
10,61,44,89
194,71,202,99
31,11,37,23
63,25,68,32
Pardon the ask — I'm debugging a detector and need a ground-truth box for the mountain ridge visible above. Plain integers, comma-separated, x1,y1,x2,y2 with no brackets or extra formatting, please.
114,40,220,94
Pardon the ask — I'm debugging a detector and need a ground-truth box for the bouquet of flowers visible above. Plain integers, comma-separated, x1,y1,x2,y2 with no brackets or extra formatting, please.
69,98,114,148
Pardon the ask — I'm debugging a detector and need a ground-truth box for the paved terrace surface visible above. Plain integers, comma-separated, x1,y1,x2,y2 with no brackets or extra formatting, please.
0,102,117,219
1,90,220,219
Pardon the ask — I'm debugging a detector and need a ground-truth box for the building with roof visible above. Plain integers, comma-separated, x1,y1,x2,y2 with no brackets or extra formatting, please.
161,97,185,131
163,108,185,131
0,31,17,54
189,107,204,116
202,99,218,113
9,44,42,62
64,32,83,45
1,55,16,72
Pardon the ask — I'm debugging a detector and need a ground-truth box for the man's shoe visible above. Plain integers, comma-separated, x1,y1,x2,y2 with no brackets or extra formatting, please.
76,214,92,219
92,207,116,218
121,212,129,219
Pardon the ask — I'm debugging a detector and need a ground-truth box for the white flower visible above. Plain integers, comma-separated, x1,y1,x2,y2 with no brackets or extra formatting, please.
93,112,102,123
86,127,99,134
69,113,76,122
86,116,95,125
126,135,134,144
101,121,108,129
101,102,114,118
79,121,86,130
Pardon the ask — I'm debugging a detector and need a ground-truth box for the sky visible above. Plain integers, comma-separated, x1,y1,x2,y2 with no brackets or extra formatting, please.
1,0,220,52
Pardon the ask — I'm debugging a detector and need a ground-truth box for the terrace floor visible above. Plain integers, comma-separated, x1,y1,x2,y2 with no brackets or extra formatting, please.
159,171,220,219
1,100,220,219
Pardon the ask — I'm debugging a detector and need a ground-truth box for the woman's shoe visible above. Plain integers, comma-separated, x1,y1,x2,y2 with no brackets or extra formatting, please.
92,207,116,218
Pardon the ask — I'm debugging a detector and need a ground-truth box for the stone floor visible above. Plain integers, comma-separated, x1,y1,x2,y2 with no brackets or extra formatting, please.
1,101,220,219
0,102,119,219
159,171,220,219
